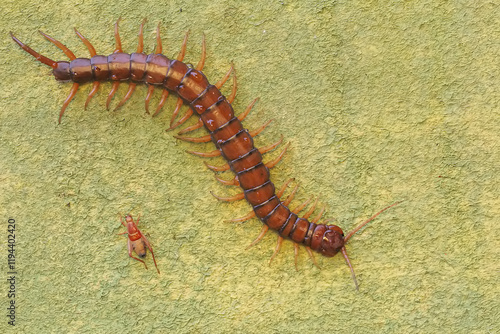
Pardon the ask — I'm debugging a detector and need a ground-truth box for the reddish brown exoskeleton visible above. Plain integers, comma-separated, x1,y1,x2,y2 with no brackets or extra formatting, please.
118,214,160,274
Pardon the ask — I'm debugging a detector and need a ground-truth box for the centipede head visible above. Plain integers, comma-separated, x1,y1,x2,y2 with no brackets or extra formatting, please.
318,225,345,257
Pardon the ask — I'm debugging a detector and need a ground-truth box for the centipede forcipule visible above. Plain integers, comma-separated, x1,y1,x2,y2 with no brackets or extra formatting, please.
11,19,402,289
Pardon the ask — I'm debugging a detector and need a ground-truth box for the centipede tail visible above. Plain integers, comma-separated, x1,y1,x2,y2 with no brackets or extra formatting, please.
10,32,57,68
12,20,402,289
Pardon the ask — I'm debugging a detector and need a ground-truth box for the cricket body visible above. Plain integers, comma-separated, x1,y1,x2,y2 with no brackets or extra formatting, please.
119,214,160,274
11,19,403,289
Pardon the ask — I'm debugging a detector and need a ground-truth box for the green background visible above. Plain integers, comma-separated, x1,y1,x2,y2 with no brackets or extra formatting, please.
0,0,498,333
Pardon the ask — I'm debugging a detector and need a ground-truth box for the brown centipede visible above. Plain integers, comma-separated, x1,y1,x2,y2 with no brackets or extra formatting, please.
11,19,402,289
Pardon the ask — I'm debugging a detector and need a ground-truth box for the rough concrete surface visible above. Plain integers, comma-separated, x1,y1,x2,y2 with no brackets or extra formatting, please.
0,0,498,333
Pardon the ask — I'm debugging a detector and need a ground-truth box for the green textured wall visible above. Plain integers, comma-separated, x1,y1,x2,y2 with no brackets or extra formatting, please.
1,0,498,333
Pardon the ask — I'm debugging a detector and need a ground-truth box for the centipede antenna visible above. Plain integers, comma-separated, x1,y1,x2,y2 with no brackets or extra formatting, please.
10,32,57,68
341,247,359,291
344,201,404,243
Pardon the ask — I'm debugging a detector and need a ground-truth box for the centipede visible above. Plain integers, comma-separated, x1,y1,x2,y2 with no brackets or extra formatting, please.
11,19,402,289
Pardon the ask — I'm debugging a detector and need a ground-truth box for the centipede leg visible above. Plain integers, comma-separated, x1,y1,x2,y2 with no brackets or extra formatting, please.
204,161,230,172
137,18,147,53
167,109,193,131
282,184,299,206
227,74,237,103
249,119,273,137
246,225,269,249
145,85,155,114
195,34,206,71
104,19,124,111
265,143,290,169
269,236,284,265
39,31,76,60
155,23,163,54
238,98,259,122
113,18,123,53
74,28,97,56
302,198,319,219
305,246,321,269
177,31,189,61
153,89,170,117
259,135,284,155
106,81,120,111
292,197,314,214
225,210,255,223
58,83,79,124
210,191,245,202
168,97,184,125
215,65,234,89
114,83,137,111
178,119,204,134
85,82,100,110
311,207,326,224
188,149,221,158
174,133,212,143
215,175,239,186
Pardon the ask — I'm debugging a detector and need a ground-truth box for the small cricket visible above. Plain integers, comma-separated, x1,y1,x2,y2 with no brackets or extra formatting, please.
118,214,160,274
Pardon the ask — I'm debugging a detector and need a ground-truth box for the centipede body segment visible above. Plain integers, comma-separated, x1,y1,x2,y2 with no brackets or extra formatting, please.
11,19,402,289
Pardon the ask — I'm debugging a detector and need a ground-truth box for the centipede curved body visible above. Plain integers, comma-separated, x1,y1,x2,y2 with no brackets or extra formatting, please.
11,20,401,289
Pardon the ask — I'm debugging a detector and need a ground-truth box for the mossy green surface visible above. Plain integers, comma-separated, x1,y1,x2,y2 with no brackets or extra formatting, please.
1,0,498,333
